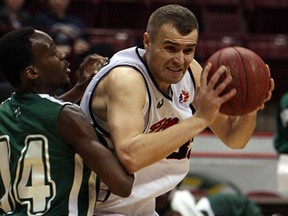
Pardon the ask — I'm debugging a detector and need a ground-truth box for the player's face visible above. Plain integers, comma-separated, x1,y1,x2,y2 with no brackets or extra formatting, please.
144,23,198,92
30,30,71,92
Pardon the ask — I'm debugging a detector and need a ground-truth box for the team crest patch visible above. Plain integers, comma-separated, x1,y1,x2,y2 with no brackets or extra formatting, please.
179,90,189,103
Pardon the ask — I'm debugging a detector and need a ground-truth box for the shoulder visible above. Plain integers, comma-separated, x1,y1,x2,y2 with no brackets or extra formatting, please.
100,47,146,91
107,66,145,89
38,94,69,105
29,95,70,117
189,59,203,87
58,104,89,132
190,59,202,71
61,103,84,118
96,66,147,107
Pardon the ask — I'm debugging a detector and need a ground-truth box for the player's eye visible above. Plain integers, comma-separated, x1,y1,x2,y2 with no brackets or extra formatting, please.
183,48,195,55
52,50,60,59
165,46,177,53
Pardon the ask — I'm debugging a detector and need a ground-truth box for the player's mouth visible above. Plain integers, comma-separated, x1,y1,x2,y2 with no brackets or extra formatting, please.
64,61,71,74
167,67,182,73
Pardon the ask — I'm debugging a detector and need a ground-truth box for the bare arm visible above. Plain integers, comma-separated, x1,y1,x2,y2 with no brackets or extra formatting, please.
101,64,235,173
58,104,134,197
210,78,274,148
210,113,257,148
59,54,108,103
192,61,275,149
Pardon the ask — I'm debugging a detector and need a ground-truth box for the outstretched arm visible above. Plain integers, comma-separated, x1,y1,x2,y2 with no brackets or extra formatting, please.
58,104,134,197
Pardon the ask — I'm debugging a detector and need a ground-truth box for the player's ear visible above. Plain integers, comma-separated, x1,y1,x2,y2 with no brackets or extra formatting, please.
24,66,39,80
143,32,150,51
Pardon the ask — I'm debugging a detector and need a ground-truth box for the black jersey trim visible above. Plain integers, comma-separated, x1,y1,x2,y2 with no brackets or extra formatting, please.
88,50,151,136
137,45,173,101
188,66,196,114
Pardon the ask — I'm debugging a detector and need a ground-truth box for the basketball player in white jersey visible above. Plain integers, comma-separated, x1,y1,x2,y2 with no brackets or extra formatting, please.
80,4,274,215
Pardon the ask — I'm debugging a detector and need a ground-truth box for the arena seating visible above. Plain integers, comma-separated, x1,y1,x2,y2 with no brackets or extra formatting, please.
17,0,288,106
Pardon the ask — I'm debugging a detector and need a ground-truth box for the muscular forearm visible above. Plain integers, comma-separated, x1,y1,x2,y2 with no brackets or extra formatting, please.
211,112,257,149
116,115,209,173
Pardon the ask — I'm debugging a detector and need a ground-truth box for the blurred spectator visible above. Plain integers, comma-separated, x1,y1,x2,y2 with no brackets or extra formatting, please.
0,0,30,102
33,0,112,94
0,0,31,33
33,0,113,70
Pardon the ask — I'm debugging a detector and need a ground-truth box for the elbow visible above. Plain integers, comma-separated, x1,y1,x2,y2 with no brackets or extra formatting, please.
119,190,131,198
226,140,249,149
222,132,252,150
110,174,134,197
119,176,134,197
229,144,246,149
120,156,141,174
119,188,132,197
118,150,143,173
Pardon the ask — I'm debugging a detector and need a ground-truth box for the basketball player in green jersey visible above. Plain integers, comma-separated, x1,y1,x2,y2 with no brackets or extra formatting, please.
0,27,134,216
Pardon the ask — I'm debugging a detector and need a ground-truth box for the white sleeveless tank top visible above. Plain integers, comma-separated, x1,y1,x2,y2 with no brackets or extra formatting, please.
80,46,196,216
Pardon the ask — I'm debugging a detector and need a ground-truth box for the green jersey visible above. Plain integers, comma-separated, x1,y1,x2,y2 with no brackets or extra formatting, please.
274,93,288,154
0,93,96,216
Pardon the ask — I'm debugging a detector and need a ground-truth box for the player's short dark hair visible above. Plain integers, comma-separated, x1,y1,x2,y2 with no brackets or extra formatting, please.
0,27,35,87
146,4,199,41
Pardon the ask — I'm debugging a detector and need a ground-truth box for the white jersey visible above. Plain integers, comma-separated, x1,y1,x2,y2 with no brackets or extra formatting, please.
80,46,196,216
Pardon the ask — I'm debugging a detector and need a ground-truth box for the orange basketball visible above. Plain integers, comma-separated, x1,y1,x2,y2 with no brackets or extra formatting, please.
206,46,270,116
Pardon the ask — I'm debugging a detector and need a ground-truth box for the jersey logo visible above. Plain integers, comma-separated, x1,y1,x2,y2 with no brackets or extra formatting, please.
156,98,164,109
149,118,191,160
149,117,179,132
14,107,21,118
179,90,189,103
